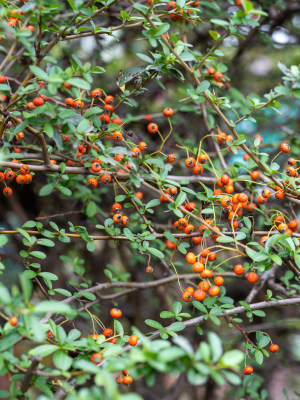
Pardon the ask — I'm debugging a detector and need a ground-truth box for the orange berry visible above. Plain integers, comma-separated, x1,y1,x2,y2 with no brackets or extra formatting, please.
208,285,220,296
128,335,138,346
192,262,204,273
101,174,111,184
280,143,290,153
91,89,102,98
260,236,269,247
269,344,279,353
91,352,102,364
167,154,176,163
9,316,18,326
234,264,244,275
163,107,174,117
112,131,123,142
186,252,196,264
199,281,210,291
123,376,133,385
147,123,158,134
185,157,196,168
182,291,193,302
247,272,258,283
201,269,213,278
193,290,206,301
251,171,260,181
103,328,113,338
110,308,122,318
244,366,253,375
214,276,224,286
214,72,223,82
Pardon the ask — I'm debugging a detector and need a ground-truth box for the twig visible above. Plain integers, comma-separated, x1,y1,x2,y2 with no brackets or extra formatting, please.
18,357,42,400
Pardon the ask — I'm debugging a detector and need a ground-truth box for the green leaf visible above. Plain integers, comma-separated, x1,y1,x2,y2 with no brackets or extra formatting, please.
209,315,221,325
84,107,102,117
37,238,55,247
246,247,263,261
136,53,153,63
39,272,58,281
53,350,73,371
252,310,265,317
257,333,270,348
147,247,164,258
243,217,252,230
239,301,252,312
180,51,196,62
216,236,235,243
145,319,163,330
187,368,207,385
193,301,207,313
175,192,186,208
115,320,124,336
23,270,37,279
13,120,28,134
123,228,135,241
44,122,54,138
168,322,185,332
57,185,72,196
80,292,96,301
29,344,59,357
164,231,177,244
77,118,90,133
86,201,97,217
196,80,210,94
34,301,73,314
73,359,99,373
86,241,95,252
208,332,223,362
221,350,244,366
17,228,32,242
152,23,170,38
67,329,81,342
210,19,230,26
157,347,186,362
30,251,46,259
54,288,72,297
270,254,282,265
66,77,91,90
222,370,241,385
20,273,32,303
30,65,49,81
39,183,54,197
295,254,300,269
236,232,246,241
0,235,8,247
173,301,182,315
0,332,20,351
145,199,161,209
255,349,263,365
160,311,175,318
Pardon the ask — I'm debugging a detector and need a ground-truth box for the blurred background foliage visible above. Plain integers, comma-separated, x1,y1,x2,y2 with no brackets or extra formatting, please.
0,0,300,399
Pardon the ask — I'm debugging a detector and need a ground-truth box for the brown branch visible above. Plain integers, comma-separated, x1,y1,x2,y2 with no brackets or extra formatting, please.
18,357,42,400
0,112,51,166
147,297,300,341
234,95,283,125
224,315,256,347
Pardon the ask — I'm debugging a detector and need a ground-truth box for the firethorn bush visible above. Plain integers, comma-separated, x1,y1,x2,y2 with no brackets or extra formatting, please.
0,0,300,399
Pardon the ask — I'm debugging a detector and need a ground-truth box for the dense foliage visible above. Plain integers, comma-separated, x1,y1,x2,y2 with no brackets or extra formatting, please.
0,0,300,399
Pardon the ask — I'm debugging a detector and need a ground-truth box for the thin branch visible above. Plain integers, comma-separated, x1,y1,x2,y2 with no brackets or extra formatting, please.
147,297,300,341
18,357,41,400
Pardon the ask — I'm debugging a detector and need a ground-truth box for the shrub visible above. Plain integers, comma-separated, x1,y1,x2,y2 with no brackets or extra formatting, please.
0,0,300,399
